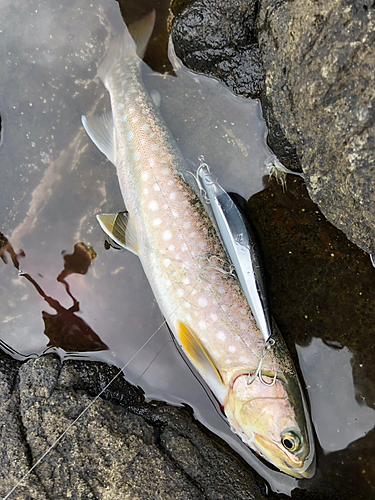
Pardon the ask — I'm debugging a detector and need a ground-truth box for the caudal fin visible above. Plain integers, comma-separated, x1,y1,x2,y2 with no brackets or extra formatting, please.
98,11,156,84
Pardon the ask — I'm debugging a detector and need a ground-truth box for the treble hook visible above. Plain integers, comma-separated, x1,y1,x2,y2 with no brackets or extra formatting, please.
198,254,236,283
186,156,212,204
247,338,277,386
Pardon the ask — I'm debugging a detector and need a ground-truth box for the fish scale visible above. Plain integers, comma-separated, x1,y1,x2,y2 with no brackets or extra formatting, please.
82,11,315,478
106,52,267,382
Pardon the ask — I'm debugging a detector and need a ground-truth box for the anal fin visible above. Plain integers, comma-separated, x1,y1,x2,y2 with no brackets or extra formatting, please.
82,112,116,164
96,212,139,255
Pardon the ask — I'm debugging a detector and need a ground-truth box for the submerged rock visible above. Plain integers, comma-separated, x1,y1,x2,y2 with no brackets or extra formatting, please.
0,351,268,500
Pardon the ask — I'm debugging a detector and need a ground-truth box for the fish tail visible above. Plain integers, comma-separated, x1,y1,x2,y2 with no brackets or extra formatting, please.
98,11,156,85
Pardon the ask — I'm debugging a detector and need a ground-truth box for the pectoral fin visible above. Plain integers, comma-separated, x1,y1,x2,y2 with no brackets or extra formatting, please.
96,212,139,255
82,112,116,164
177,322,227,403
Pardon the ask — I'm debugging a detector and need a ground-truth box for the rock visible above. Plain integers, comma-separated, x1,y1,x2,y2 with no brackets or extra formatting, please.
247,176,375,500
171,0,265,99
171,0,375,254
0,351,268,500
257,0,375,254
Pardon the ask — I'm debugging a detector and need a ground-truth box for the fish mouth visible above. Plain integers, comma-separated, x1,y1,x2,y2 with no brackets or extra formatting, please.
253,434,316,479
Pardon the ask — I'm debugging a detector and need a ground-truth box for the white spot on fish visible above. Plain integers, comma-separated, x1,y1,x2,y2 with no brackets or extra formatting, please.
181,243,188,252
127,131,134,140
140,139,145,145
121,79,127,85
134,151,141,161
118,103,124,110
167,180,173,186
142,124,150,131
212,350,220,357
129,108,135,114
183,221,191,229
168,244,175,251
185,302,191,309
163,230,172,241
210,313,217,322
169,192,177,200
177,289,184,297
153,218,162,226
149,159,155,167
162,168,169,176
198,297,208,308
216,331,227,341
151,144,158,151
171,210,179,218
150,133,155,139
149,201,158,211
240,322,247,331
132,117,139,123
119,90,124,97
163,258,171,267
143,188,149,195
239,356,248,363
228,345,236,353
198,320,206,330
121,115,127,122
153,183,160,191
182,278,190,285
189,232,196,238
141,172,149,181
201,337,208,344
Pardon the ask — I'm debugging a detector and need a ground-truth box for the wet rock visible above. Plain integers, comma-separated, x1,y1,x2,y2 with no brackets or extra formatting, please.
171,0,265,98
257,1,375,254
247,176,375,500
0,351,268,500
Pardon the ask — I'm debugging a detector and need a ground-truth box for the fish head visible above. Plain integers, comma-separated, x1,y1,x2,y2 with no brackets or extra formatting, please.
225,371,315,478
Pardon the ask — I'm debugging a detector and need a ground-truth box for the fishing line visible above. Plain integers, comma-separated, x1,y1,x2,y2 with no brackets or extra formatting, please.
2,314,171,500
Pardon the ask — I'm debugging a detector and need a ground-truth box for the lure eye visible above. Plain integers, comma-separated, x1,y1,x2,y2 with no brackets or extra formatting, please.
281,431,302,453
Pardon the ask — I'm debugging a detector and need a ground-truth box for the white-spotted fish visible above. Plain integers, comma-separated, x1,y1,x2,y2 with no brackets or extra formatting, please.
82,12,315,478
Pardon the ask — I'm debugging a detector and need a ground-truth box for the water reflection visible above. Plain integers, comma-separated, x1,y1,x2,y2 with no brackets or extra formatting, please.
297,337,375,453
0,0,374,497
1,233,107,352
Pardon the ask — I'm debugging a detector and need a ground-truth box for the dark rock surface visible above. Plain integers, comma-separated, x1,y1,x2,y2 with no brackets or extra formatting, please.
0,351,268,500
171,0,375,254
257,0,375,254
247,175,375,499
171,0,265,98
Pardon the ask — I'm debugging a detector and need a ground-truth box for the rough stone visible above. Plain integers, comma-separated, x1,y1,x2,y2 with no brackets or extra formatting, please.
247,176,375,499
257,0,375,254
0,352,268,500
171,0,265,98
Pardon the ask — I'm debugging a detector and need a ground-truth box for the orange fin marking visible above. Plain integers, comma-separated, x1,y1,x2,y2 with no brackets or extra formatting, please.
177,321,224,385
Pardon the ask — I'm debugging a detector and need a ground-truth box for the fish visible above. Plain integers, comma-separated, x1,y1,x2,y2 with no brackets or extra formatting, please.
196,161,272,343
82,12,315,478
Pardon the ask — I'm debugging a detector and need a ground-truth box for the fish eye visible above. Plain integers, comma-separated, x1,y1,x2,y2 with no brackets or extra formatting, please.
281,430,302,452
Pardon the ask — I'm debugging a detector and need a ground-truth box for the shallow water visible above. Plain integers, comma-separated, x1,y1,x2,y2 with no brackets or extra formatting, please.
0,0,374,498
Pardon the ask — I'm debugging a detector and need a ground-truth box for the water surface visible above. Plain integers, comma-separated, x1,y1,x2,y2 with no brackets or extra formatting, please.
0,0,374,498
